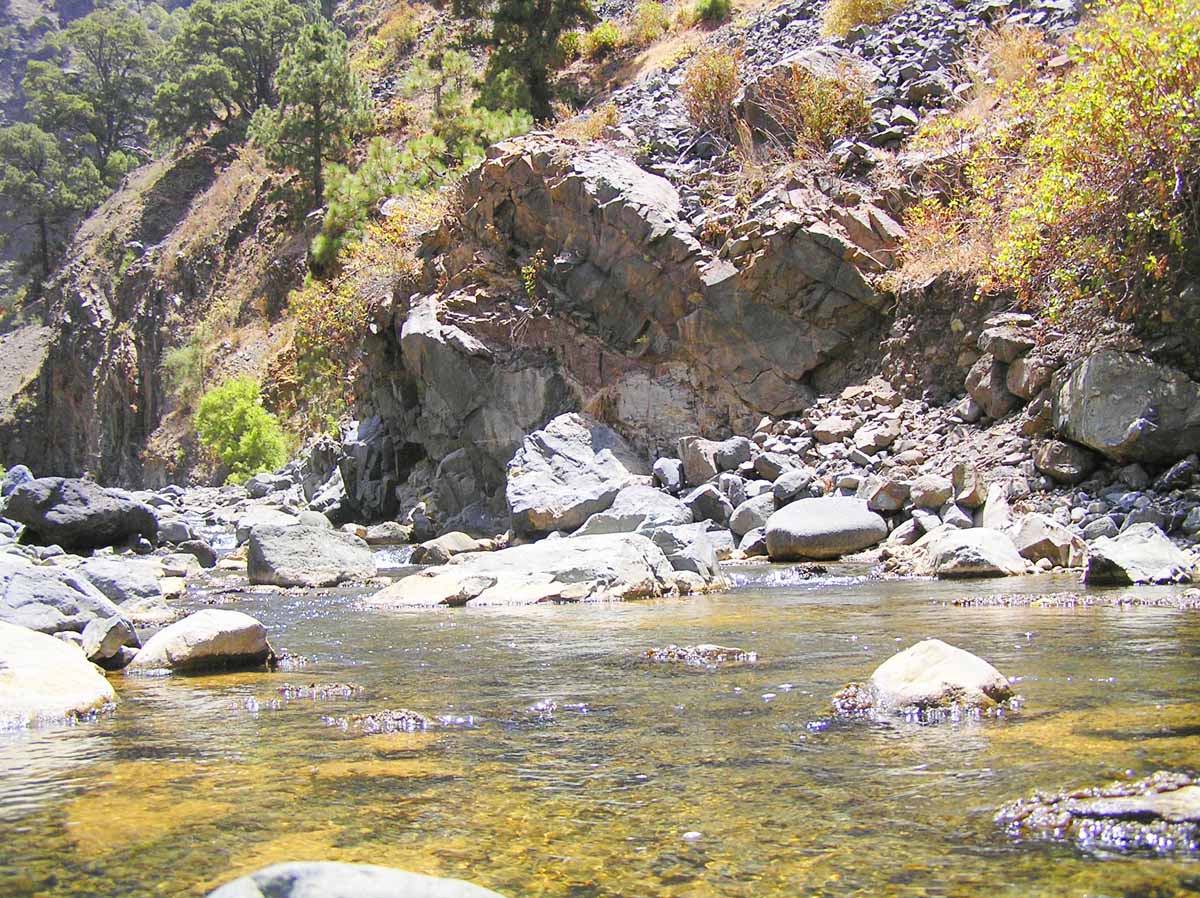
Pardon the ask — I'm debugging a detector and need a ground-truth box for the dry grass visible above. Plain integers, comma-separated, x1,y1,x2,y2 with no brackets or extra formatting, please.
821,0,908,38
555,102,620,142
681,49,743,144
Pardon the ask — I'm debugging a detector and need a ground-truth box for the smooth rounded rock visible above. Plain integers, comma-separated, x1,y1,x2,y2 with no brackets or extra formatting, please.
0,620,116,727
127,609,271,673
206,861,508,898
765,497,886,560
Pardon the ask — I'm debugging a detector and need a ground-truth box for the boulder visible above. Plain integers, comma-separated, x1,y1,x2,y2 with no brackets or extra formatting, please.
206,862,507,898
978,323,1035,364
652,457,685,493
81,615,139,670
854,419,901,454
576,484,693,536
773,468,818,504
765,497,887,560
506,414,645,535
677,435,753,486
837,638,1013,715
0,554,126,634
1006,355,1054,399
410,531,483,565
244,472,293,499
739,527,768,557
966,354,1022,420
683,484,734,527
79,556,164,605
1053,350,1200,464
952,463,988,509
176,538,218,568
1034,440,1096,485
368,534,683,607
1084,523,1194,585
909,474,953,509
813,416,856,444
728,492,776,538
4,477,158,551
753,452,794,481
0,464,34,497
1013,514,1085,567
127,609,272,673
0,620,116,726
864,478,909,513
157,516,194,544
247,525,376,588
923,527,1027,578
642,522,722,579
235,506,299,544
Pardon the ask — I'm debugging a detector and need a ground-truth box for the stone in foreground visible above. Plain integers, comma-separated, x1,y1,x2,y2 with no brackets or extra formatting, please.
127,609,272,673
247,524,376,588
368,534,685,607
206,862,507,898
765,497,887,560
834,638,1013,717
505,413,645,536
0,620,116,727
996,770,1200,856
1084,523,1194,585
4,477,158,551
0,554,126,635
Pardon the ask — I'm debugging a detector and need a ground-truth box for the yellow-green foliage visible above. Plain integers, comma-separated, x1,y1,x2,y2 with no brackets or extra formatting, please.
693,0,732,23
906,0,1200,318
628,1,671,46
195,377,289,484
558,30,583,61
822,0,907,38
583,21,621,58
764,63,872,152
357,3,420,74
681,49,742,142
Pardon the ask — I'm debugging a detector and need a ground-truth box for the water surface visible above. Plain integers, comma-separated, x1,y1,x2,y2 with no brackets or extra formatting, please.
2,568,1197,897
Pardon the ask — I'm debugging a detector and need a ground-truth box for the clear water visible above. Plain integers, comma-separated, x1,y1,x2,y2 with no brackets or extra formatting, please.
1,567,1197,897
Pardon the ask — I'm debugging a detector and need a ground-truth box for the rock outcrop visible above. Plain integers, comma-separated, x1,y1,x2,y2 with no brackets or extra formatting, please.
0,620,116,727
367,533,687,607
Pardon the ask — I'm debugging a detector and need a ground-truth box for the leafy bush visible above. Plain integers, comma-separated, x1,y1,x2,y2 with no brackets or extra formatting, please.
558,30,583,61
903,0,1200,320
628,1,671,46
584,21,622,58
758,62,871,152
821,0,906,38
681,49,742,143
162,331,209,405
195,377,288,484
693,0,732,24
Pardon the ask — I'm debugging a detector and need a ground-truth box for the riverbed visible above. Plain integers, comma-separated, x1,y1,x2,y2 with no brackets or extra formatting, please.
1,568,1197,897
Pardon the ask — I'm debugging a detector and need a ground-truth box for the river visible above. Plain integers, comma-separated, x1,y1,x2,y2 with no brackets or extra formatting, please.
1,567,1197,897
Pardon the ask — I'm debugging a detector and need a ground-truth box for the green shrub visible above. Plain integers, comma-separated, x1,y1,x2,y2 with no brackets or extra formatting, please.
693,0,732,25
822,0,906,38
583,21,621,59
558,30,583,61
163,332,209,405
195,377,289,484
629,1,670,46
681,49,742,143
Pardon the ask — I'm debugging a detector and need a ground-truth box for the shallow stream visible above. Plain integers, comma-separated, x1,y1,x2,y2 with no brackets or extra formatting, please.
2,568,1198,897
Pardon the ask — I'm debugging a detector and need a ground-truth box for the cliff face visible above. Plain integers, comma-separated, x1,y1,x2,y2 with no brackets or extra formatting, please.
344,135,905,524
0,138,306,484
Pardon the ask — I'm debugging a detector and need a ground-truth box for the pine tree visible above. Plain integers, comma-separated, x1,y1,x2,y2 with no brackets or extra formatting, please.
154,0,312,141
453,0,596,119
23,5,160,179
249,20,371,205
0,124,105,278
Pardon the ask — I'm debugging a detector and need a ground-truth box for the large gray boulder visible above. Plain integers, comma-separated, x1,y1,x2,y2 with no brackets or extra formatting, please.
247,525,376,588
641,522,722,579
923,527,1027,578
836,638,1013,715
1053,350,1200,464
206,862,507,898
576,484,692,536
235,506,299,544
1013,514,1085,568
79,556,164,605
4,477,158,551
0,554,127,634
368,533,685,607
127,609,272,673
765,497,887,560
506,414,646,536
729,492,776,538
0,620,117,727
677,435,754,486
1084,523,1194,585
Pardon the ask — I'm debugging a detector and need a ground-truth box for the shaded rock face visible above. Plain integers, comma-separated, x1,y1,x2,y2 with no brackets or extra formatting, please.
765,496,887,560
206,862,508,898
505,413,646,536
247,525,376,588
5,478,158,551
1053,350,1200,465
367,533,685,607
1083,523,1194,585
996,771,1200,856
0,620,117,727
127,609,272,673
835,638,1013,718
